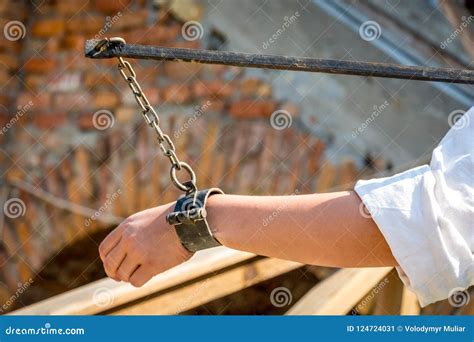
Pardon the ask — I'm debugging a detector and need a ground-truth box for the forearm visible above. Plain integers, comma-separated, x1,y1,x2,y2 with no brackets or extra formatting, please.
207,191,397,267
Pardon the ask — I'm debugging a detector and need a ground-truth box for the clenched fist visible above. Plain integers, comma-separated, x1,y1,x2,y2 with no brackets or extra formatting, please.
98,203,193,287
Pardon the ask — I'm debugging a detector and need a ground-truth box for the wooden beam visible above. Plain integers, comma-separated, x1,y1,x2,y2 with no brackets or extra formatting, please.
286,267,393,315
10,247,254,315
373,269,403,315
110,257,302,315
439,0,474,60
400,287,420,315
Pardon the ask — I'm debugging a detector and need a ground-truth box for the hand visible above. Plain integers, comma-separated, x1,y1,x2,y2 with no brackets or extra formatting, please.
98,203,194,287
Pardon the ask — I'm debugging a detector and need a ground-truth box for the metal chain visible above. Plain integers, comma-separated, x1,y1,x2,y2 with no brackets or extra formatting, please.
101,38,197,194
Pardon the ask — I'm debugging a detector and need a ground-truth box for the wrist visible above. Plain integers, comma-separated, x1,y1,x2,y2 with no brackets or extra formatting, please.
206,194,233,248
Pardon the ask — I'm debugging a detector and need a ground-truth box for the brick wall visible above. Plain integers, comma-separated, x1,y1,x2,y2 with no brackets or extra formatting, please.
0,0,377,309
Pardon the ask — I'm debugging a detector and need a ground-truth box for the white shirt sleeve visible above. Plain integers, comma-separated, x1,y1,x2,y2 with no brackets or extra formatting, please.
354,106,474,307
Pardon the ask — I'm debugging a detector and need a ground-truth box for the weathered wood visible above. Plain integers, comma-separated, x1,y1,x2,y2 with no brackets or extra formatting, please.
286,267,393,315
10,248,254,315
400,287,420,315
110,257,302,315
84,40,474,84
373,270,403,315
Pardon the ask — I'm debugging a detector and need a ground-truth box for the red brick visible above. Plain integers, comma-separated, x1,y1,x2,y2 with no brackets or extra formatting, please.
54,92,92,110
163,61,202,80
33,113,67,129
65,15,104,34
240,78,272,98
25,75,43,89
142,87,160,104
203,99,225,113
77,113,95,130
56,0,89,16
47,72,81,92
95,0,132,14
0,94,10,108
229,100,277,119
84,71,116,89
61,35,85,51
110,10,147,32
116,107,135,124
31,18,66,37
23,57,55,74
127,24,181,45
16,92,50,110
162,84,191,104
192,80,233,99
0,53,18,70
94,91,119,108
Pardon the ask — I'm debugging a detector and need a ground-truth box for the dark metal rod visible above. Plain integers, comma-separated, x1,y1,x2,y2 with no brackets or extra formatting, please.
84,39,474,84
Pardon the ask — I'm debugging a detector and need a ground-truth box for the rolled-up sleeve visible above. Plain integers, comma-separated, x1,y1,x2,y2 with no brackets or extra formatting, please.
354,107,474,307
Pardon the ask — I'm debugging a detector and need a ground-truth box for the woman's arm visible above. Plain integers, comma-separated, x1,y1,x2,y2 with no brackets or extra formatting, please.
208,191,396,267
98,191,396,287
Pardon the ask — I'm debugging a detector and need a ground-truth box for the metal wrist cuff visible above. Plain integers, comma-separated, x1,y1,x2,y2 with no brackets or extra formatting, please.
166,188,224,253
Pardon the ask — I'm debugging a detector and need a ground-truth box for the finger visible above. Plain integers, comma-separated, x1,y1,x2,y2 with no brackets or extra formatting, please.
99,226,124,259
116,256,140,282
129,265,155,287
104,242,126,279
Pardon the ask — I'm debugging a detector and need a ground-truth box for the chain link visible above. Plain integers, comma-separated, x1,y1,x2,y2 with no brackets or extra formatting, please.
105,39,197,194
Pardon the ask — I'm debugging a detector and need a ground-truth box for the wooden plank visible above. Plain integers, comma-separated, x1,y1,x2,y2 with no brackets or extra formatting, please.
400,287,420,315
372,269,403,315
286,267,393,315
315,161,335,192
110,257,302,315
439,0,474,60
10,247,254,315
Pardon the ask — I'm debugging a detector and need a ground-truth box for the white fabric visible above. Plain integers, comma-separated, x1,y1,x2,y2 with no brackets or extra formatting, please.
354,106,474,307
